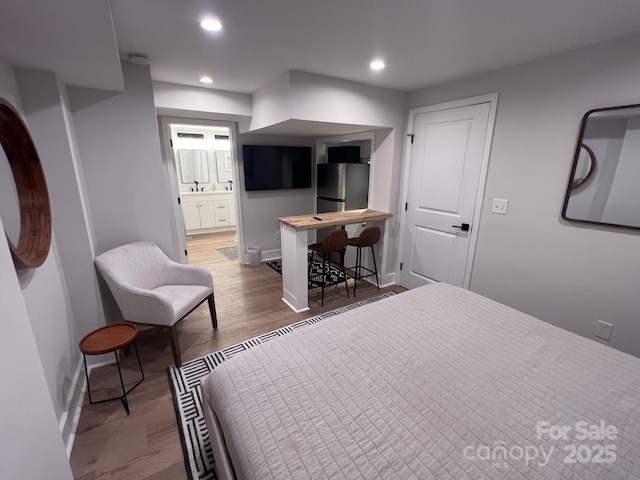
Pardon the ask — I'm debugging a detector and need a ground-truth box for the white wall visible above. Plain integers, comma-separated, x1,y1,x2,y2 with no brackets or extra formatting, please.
250,72,292,132
0,60,73,479
153,81,252,131
408,33,640,358
15,67,108,448
237,134,316,260
69,61,176,260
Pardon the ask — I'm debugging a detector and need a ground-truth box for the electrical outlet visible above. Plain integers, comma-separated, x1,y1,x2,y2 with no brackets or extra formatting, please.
275,231,281,240
595,320,614,341
492,198,509,215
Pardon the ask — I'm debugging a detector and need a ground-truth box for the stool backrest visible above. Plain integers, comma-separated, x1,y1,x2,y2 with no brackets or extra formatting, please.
318,229,348,253
353,226,381,247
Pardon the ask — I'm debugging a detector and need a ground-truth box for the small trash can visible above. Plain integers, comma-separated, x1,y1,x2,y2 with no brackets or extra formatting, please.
246,246,262,267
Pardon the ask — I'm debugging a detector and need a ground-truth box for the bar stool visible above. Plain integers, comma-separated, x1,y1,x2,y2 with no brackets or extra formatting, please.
346,226,381,297
308,229,349,306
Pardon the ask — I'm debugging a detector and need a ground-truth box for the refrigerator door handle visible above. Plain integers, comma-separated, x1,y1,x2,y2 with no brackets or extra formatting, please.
317,196,346,203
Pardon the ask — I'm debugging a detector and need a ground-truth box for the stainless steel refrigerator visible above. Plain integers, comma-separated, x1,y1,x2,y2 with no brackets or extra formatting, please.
316,163,370,242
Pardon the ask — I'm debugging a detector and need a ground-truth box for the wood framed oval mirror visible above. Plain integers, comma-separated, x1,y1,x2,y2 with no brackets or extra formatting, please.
0,97,51,269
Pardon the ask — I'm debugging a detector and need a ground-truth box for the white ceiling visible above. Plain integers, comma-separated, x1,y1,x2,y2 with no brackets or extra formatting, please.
109,0,640,94
3,0,640,96
0,0,123,91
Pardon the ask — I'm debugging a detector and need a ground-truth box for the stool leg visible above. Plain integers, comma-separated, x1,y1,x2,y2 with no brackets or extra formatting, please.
370,245,379,290
114,351,130,415
321,253,327,306
353,246,362,297
340,248,349,299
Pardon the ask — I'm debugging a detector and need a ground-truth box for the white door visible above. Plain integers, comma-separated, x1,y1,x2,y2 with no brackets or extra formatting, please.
400,98,495,289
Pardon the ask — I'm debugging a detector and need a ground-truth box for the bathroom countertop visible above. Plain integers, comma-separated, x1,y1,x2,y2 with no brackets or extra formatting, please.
180,190,234,195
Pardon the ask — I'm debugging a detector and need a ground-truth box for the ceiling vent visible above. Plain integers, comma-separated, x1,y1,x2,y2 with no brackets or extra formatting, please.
127,53,150,65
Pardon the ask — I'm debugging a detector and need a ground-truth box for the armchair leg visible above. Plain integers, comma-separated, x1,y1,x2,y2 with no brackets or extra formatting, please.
207,294,217,329
168,325,182,367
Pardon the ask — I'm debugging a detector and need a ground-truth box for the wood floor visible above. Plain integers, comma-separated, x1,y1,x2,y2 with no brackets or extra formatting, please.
70,231,403,479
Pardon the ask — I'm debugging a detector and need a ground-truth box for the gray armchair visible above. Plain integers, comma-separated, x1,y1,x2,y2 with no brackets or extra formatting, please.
94,241,217,367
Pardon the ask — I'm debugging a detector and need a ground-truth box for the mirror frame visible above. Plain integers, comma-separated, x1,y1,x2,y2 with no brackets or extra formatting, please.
0,97,51,268
571,144,596,189
561,103,640,231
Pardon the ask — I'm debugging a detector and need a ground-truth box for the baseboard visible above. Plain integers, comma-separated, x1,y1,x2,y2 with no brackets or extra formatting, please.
59,357,85,458
59,356,116,458
261,248,281,263
380,271,396,288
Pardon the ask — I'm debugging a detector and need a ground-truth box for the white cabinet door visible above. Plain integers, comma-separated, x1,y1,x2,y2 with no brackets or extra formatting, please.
228,199,236,226
199,200,216,228
182,201,201,231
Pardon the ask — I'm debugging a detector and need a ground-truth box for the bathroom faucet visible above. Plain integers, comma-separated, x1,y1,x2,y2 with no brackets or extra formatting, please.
228,180,233,191
194,180,199,192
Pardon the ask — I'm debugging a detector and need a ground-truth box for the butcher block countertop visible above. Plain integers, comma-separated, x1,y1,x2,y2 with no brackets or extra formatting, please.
279,209,393,231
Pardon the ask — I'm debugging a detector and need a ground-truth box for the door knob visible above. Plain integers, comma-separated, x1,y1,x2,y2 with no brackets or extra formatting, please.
452,223,470,232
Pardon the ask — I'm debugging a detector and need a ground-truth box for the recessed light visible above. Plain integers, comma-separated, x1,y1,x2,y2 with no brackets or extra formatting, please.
200,76,213,84
200,18,222,32
370,59,385,71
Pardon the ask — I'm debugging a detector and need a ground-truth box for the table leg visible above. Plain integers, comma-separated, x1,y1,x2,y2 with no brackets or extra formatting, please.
114,350,130,415
83,342,144,415
280,223,309,312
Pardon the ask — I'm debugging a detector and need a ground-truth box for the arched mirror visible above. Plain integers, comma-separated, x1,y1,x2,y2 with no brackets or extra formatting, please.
571,144,595,189
0,97,51,269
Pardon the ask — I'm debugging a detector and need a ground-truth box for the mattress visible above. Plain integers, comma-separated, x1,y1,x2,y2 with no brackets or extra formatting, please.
201,283,640,479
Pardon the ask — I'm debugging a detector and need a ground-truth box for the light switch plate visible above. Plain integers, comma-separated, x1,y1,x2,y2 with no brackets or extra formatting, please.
492,198,509,215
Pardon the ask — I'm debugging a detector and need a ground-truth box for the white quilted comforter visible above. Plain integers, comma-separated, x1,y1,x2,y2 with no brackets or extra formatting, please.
202,283,640,479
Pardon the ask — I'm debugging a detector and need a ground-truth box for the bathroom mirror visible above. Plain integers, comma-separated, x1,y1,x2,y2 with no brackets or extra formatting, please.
562,104,640,230
179,149,209,184
215,150,233,183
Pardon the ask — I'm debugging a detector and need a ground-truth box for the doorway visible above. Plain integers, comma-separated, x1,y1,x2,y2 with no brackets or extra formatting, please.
159,117,242,266
398,94,498,289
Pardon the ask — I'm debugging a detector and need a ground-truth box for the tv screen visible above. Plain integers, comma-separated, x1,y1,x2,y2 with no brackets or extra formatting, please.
243,145,312,191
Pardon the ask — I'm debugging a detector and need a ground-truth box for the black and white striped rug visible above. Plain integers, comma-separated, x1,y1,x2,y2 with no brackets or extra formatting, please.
266,258,348,289
168,291,396,480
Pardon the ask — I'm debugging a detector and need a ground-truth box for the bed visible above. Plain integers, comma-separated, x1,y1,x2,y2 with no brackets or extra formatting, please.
201,283,640,479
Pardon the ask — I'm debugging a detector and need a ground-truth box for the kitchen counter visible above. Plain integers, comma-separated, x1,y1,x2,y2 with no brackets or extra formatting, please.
279,209,392,231
278,208,393,312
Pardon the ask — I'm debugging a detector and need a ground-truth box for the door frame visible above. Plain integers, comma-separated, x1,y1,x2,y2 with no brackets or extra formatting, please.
158,116,242,264
397,93,499,289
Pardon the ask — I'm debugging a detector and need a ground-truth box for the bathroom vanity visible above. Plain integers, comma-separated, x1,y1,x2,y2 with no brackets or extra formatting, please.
180,192,236,235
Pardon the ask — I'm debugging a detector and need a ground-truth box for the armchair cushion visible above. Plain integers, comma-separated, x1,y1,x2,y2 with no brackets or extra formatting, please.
152,285,212,320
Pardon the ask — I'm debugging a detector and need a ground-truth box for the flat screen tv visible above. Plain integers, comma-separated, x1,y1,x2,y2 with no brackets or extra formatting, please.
243,145,312,191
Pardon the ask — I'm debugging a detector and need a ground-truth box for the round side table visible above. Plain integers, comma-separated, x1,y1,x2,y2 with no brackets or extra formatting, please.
79,323,144,415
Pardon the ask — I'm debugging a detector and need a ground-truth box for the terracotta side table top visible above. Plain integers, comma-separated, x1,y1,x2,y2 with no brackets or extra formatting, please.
80,323,138,355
